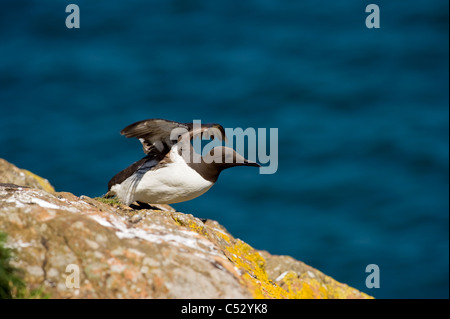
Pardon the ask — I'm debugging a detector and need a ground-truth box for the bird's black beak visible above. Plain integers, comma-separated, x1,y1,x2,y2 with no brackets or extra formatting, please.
243,160,261,167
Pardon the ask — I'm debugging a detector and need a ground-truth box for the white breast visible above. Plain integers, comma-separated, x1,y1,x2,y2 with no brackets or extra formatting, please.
114,146,214,205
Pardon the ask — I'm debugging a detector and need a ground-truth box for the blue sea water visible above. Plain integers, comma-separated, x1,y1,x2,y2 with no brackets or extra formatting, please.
0,0,448,298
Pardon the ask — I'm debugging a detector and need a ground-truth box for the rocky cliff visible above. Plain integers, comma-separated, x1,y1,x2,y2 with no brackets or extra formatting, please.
0,158,372,299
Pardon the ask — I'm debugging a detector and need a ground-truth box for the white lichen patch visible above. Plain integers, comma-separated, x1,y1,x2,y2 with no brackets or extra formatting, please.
85,239,100,250
26,265,45,277
140,265,149,274
95,234,107,243
29,197,61,209
57,282,68,291
89,215,114,228
127,248,145,257
4,239,33,250
47,268,60,278
72,221,85,229
275,271,290,282
108,258,127,273
7,213,24,226
6,197,26,208
3,189,77,212
93,251,104,259
88,212,223,259
142,257,160,267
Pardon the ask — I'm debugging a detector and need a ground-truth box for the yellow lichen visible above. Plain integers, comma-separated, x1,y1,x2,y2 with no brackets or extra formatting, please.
280,272,328,298
225,240,292,299
213,229,231,244
23,170,55,193
171,214,210,238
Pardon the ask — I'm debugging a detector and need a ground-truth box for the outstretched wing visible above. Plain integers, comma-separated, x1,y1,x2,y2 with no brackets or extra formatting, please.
120,119,190,155
120,118,227,155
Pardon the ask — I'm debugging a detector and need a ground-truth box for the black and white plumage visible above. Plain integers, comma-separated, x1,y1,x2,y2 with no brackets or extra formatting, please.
107,119,260,205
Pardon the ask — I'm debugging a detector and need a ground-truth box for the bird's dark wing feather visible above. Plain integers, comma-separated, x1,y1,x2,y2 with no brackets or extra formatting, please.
107,153,163,190
120,118,227,155
120,119,190,155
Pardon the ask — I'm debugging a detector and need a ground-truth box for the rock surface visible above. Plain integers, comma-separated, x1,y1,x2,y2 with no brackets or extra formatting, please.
0,159,54,193
0,158,372,299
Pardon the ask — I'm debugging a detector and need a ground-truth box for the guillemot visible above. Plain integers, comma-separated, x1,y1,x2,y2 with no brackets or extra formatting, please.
107,119,260,206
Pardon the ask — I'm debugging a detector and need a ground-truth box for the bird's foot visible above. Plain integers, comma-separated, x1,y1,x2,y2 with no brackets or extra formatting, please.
130,201,160,210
